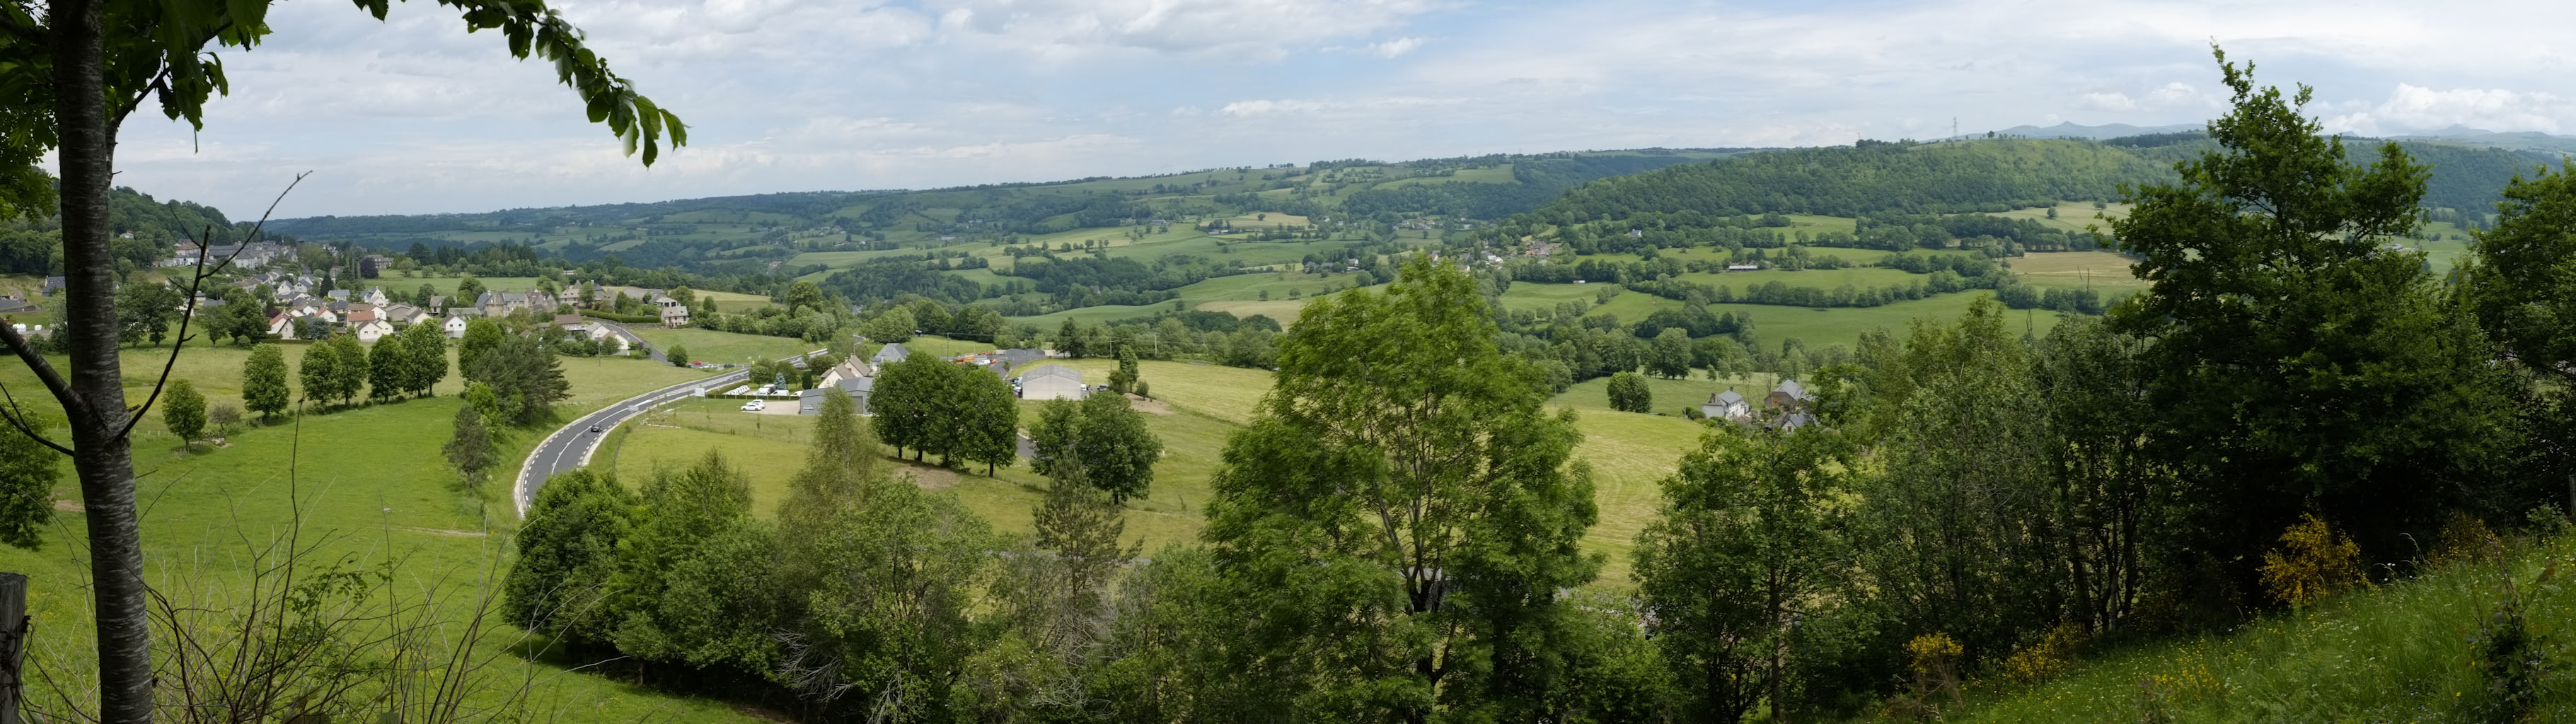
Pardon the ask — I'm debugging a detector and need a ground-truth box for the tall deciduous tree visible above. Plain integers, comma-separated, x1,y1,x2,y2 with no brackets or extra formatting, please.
158,379,204,448
365,335,405,402
1203,259,1600,720
444,404,497,486
457,317,505,378
1647,327,1692,379
2106,49,2517,578
241,343,289,421
1636,425,1850,723
395,318,449,397
505,469,633,647
0,403,56,549
298,335,343,409
1606,370,1651,413
325,334,368,407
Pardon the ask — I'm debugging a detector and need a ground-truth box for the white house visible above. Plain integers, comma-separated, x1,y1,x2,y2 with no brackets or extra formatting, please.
1017,364,1087,401
443,315,470,339
1702,389,1751,421
352,317,395,343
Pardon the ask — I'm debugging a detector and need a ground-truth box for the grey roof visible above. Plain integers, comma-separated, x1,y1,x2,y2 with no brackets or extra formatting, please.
1021,364,1082,383
1773,379,1808,400
840,375,875,394
871,342,910,364
1710,390,1745,406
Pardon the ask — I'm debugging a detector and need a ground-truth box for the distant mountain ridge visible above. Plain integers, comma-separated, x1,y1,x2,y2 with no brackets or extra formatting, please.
1992,122,2202,140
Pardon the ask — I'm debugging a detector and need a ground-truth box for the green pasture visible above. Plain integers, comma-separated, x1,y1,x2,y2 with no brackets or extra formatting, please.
1711,293,2067,351
0,343,751,721
1979,201,2134,233
628,327,816,367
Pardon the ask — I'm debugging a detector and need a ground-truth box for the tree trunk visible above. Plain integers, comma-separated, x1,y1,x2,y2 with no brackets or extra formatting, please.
50,1,155,720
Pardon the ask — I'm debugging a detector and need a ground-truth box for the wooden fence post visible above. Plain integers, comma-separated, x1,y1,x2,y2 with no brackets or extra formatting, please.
0,572,26,724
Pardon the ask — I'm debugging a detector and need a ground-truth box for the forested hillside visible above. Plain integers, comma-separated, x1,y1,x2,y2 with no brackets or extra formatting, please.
0,185,252,277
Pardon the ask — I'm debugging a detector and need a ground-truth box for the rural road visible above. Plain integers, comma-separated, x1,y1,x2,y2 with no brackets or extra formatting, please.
513,349,823,516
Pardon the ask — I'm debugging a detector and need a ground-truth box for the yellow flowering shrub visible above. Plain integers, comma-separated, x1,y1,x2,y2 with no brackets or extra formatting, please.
2002,623,2084,684
2258,513,2366,606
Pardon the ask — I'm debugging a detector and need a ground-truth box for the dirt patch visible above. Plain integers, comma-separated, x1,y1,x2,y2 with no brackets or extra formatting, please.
892,461,961,490
1128,395,1176,416
52,498,79,512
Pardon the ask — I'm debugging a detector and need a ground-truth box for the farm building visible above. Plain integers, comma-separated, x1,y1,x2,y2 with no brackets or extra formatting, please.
1017,365,1087,401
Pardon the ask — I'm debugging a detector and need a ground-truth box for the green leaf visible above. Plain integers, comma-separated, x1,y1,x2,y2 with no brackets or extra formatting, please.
584,94,610,124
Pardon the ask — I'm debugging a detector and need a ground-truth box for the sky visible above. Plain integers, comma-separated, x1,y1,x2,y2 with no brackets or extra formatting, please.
100,0,2576,218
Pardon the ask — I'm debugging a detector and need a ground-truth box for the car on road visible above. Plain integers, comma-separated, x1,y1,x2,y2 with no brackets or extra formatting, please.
740,400,766,411
589,424,603,433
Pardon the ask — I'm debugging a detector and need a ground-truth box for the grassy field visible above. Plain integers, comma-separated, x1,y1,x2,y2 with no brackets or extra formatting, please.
1979,201,2135,233
1927,535,2575,723
0,344,753,721
2009,250,2150,293
629,327,816,367
1710,293,2067,351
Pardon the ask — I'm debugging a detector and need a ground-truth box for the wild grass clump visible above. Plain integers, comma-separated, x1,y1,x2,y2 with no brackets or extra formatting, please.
1914,532,2575,723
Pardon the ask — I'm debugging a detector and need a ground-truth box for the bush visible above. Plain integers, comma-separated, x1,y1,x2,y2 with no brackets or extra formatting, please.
1606,371,1651,413
2259,514,2367,607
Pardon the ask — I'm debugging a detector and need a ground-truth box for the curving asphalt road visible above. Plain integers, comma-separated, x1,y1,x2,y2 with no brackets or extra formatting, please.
514,349,823,515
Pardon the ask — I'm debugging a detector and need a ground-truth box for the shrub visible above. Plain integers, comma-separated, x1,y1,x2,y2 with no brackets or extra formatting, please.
2258,513,2367,607
2002,623,2083,684
1606,371,1651,413
1905,632,1963,706
2430,511,2500,567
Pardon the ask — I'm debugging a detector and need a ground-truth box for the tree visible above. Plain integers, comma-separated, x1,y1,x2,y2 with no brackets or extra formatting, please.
444,404,497,486
415,282,438,307
1027,393,1162,504
219,287,263,344
860,306,915,344
366,334,405,402
457,317,506,378
872,354,942,460
504,469,633,646
1077,393,1159,504
1201,259,1600,720
1607,370,1652,413
394,318,449,397
467,334,572,424
242,343,289,421
0,403,57,549
666,343,689,367
607,451,775,675
114,281,176,347
299,336,345,409
160,379,205,448
207,403,241,438
456,275,485,303
1027,399,1083,478
1119,342,1145,393
1636,426,1850,723
956,368,1020,476
2106,49,2517,580
781,279,828,315
325,334,369,407
1647,327,1692,379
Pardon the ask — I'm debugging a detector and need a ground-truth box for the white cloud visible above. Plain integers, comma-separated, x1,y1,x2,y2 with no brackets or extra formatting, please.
1369,36,1425,58
2079,92,2137,112
1217,96,1464,117
923,0,1440,60
2326,83,2575,136
96,0,2576,218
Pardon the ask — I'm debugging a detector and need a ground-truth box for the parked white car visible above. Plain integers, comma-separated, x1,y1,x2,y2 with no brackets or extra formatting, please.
740,400,766,411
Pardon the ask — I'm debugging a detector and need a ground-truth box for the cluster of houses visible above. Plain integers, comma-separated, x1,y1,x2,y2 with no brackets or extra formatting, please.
1700,378,1820,431
783,341,1092,416
161,240,289,269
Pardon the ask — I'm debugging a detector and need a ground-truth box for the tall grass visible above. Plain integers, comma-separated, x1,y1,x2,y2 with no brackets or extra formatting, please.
1929,534,2575,723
